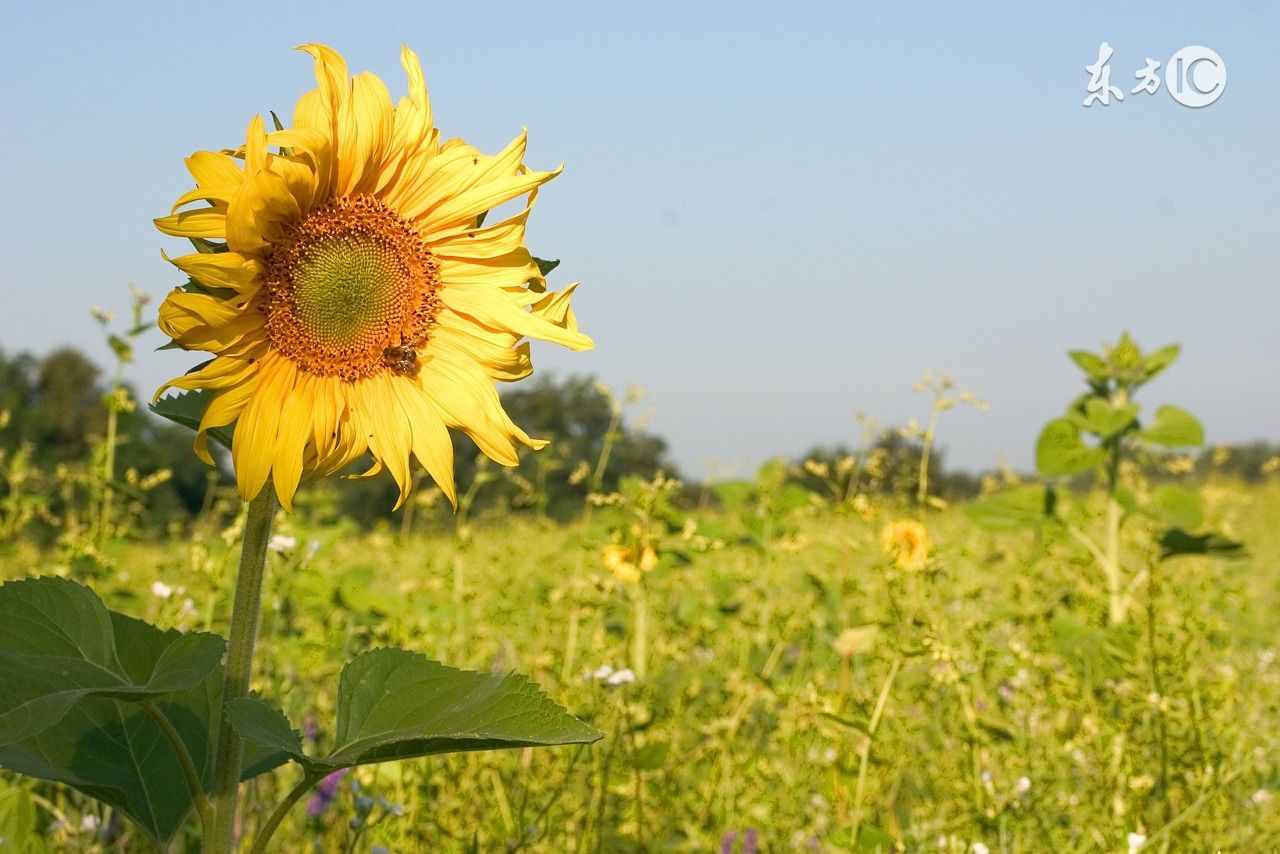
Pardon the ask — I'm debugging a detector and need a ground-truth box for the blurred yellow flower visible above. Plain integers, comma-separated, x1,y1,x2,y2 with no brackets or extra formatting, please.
153,44,590,511
833,624,879,658
880,518,930,570
602,543,656,584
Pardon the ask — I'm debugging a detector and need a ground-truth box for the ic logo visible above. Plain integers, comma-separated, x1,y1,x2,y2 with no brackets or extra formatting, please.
1165,46,1227,108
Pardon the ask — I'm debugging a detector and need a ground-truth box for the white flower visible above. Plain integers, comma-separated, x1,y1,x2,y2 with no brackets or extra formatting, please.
1127,832,1147,853
606,668,637,686
269,534,298,553
971,843,990,854
1251,788,1273,805
1016,776,1032,795
151,581,173,599
589,665,615,682
181,598,198,618
81,814,101,832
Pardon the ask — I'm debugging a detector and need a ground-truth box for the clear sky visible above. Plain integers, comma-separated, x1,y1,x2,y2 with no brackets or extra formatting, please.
2,2,1276,478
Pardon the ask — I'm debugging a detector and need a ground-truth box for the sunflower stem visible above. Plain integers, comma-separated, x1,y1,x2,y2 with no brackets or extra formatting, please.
206,486,278,854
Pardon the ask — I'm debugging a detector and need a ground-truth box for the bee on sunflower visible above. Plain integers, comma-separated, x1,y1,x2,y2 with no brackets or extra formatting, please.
153,43,591,511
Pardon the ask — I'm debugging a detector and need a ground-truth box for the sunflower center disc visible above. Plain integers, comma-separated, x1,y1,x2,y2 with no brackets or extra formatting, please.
263,195,441,380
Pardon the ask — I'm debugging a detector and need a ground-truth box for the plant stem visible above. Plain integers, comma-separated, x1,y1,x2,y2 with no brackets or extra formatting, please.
851,656,901,845
632,585,647,681
1104,439,1126,625
206,486,279,854
1146,558,1172,824
248,771,322,854
916,407,941,506
141,701,213,834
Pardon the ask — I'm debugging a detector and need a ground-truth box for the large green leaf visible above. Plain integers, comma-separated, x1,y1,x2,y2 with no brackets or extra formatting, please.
1035,418,1106,477
964,485,1052,531
0,583,288,845
229,648,600,773
149,389,233,450
1138,405,1204,448
0,578,223,746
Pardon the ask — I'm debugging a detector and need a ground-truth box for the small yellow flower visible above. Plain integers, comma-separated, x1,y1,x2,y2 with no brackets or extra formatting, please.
880,518,930,570
601,543,656,584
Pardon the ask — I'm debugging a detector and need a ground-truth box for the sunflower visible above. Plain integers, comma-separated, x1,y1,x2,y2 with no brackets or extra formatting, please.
153,44,590,510
880,519,930,571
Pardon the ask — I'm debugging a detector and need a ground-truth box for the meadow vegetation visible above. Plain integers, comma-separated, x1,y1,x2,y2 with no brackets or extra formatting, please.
0,325,1278,852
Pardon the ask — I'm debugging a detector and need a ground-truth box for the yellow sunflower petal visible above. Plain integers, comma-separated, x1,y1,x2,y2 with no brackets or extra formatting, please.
154,207,227,239
192,373,262,465
163,250,262,294
390,375,456,506
232,356,296,501
272,375,316,510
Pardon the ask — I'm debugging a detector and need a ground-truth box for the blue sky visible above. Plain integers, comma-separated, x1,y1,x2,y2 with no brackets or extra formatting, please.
2,2,1276,478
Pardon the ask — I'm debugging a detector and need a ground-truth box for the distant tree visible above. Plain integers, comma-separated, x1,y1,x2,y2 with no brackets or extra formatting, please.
0,347,220,524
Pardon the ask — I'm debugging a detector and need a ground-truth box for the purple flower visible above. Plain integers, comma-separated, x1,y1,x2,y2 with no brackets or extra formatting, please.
743,829,758,854
720,831,738,854
305,769,349,818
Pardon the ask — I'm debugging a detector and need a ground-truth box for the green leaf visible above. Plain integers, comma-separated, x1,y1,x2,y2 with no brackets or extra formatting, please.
1142,343,1180,382
1035,418,1106,478
964,485,1051,531
106,334,134,364
0,782,48,854
533,257,560,277
150,389,233,450
0,578,224,746
187,236,227,254
0,603,287,845
1068,349,1109,381
229,648,600,773
1079,398,1138,438
1145,485,1204,530
1158,529,1246,560
1139,405,1204,447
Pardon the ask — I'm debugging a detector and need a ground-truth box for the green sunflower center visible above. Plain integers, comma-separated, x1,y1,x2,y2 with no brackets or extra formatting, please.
263,195,442,381
291,236,402,348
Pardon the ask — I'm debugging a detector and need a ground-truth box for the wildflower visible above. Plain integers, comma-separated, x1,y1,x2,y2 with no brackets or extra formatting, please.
880,519,930,570
606,668,636,686
601,543,657,584
971,843,990,854
306,768,349,818
150,581,173,599
832,625,879,658
1015,776,1031,795
589,665,615,682
81,814,101,833
1251,788,1273,805
1127,832,1146,852
268,534,298,553
153,44,591,511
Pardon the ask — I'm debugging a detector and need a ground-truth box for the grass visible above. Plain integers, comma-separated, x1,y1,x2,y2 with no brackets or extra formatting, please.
2,473,1278,852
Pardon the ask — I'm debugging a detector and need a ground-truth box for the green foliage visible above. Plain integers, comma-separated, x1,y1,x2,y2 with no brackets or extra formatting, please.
964,484,1052,531
0,578,223,745
229,649,599,772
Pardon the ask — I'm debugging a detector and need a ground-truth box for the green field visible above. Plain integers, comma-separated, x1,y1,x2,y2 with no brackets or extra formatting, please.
2,470,1277,852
